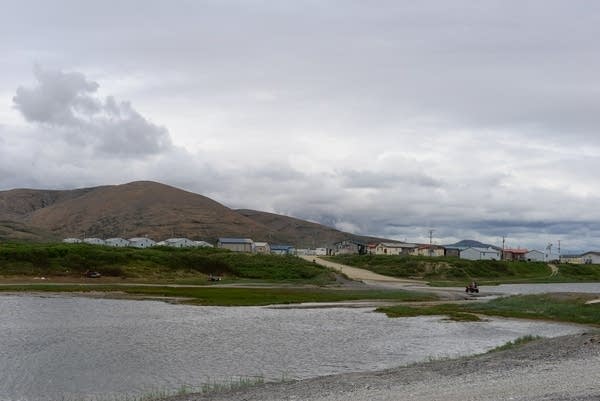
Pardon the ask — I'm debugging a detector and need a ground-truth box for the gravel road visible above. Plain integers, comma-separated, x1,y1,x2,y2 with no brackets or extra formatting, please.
165,332,600,401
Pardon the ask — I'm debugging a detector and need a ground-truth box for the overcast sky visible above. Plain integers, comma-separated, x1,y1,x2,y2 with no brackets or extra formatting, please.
1,1,600,252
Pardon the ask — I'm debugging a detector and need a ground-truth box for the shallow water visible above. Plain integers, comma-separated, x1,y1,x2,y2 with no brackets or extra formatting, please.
481,282,600,295
0,295,585,401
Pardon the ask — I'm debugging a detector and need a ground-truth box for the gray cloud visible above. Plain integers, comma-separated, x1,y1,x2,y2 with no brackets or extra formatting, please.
13,66,172,157
2,1,600,252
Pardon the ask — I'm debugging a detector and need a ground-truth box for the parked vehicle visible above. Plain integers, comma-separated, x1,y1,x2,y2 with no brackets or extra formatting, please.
85,271,102,278
465,282,479,293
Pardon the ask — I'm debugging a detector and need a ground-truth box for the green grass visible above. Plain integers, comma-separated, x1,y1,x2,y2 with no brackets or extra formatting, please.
62,375,267,401
0,243,335,284
0,284,437,306
326,254,600,285
487,335,543,353
378,293,600,326
376,304,482,322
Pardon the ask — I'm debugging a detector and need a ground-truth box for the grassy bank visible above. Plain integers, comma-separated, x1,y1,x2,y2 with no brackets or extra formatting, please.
327,255,600,285
0,243,334,284
377,293,600,326
0,284,437,306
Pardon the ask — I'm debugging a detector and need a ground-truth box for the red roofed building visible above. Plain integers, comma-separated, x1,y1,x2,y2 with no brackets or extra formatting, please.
502,248,528,261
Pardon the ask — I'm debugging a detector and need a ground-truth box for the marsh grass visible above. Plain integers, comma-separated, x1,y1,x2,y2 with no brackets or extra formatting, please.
486,335,543,353
378,293,600,326
376,304,481,322
61,375,268,401
0,284,436,306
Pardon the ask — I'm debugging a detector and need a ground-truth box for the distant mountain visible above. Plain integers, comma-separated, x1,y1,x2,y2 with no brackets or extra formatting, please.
445,239,501,250
0,181,386,247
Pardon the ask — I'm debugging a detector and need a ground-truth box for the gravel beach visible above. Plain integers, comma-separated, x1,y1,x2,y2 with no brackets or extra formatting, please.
165,332,600,401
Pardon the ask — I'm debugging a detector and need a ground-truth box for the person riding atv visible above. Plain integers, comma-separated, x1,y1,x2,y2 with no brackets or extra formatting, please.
465,281,479,293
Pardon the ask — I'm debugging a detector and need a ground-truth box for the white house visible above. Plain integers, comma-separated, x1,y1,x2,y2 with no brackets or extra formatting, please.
83,237,105,245
315,247,328,256
192,240,213,248
560,254,584,264
581,251,600,264
105,237,130,247
460,247,501,261
525,250,545,262
163,238,195,248
375,242,418,255
253,242,271,254
62,238,82,244
128,237,156,248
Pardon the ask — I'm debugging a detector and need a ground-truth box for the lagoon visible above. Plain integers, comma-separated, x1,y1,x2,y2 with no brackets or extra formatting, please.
0,295,585,401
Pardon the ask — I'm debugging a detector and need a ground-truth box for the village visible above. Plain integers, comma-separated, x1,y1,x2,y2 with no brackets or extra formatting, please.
61,236,600,265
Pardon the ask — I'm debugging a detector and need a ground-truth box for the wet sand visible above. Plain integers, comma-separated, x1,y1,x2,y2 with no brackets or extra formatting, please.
164,332,600,401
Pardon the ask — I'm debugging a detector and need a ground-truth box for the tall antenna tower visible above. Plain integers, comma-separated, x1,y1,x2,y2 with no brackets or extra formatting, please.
428,229,434,245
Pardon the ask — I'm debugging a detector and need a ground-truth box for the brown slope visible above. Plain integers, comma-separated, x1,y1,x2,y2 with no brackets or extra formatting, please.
0,187,97,220
237,209,388,247
26,181,270,242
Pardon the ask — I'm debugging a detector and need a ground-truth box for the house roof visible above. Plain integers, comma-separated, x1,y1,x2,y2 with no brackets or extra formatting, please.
218,237,253,244
466,247,500,253
378,242,417,248
334,239,365,246
503,248,528,254
581,251,600,256
270,244,294,250
129,237,155,242
254,242,269,247
165,237,191,242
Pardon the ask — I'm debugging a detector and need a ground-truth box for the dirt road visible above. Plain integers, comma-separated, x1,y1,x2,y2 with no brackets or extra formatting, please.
302,256,474,300
300,256,426,285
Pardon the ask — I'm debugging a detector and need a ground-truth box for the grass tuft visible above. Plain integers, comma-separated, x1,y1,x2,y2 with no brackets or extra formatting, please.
487,335,543,353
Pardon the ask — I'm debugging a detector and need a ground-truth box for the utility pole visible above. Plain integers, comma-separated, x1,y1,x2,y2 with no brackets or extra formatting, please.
428,229,434,257
558,240,561,260
502,236,506,260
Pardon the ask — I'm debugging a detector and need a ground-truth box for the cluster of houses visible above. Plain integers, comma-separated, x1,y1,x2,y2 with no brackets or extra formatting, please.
332,239,550,262
63,237,213,248
62,236,300,256
63,235,599,264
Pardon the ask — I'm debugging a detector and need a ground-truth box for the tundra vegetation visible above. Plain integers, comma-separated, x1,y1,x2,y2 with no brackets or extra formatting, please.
378,293,600,326
0,243,334,283
327,254,600,285
0,243,436,306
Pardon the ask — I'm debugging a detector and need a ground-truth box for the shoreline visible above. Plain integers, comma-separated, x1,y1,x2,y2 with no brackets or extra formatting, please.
163,332,600,401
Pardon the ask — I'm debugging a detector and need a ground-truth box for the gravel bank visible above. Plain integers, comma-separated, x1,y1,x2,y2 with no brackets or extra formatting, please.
165,332,600,401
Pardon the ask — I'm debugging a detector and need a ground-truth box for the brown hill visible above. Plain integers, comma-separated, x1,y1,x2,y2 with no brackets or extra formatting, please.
0,181,381,246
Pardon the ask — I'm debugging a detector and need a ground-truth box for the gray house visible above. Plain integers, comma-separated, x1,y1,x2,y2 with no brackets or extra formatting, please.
83,237,105,245
460,247,501,261
217,238,254,252
105,237,130,247
128,237,156,248
333,239,366,255
525,250,545,262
